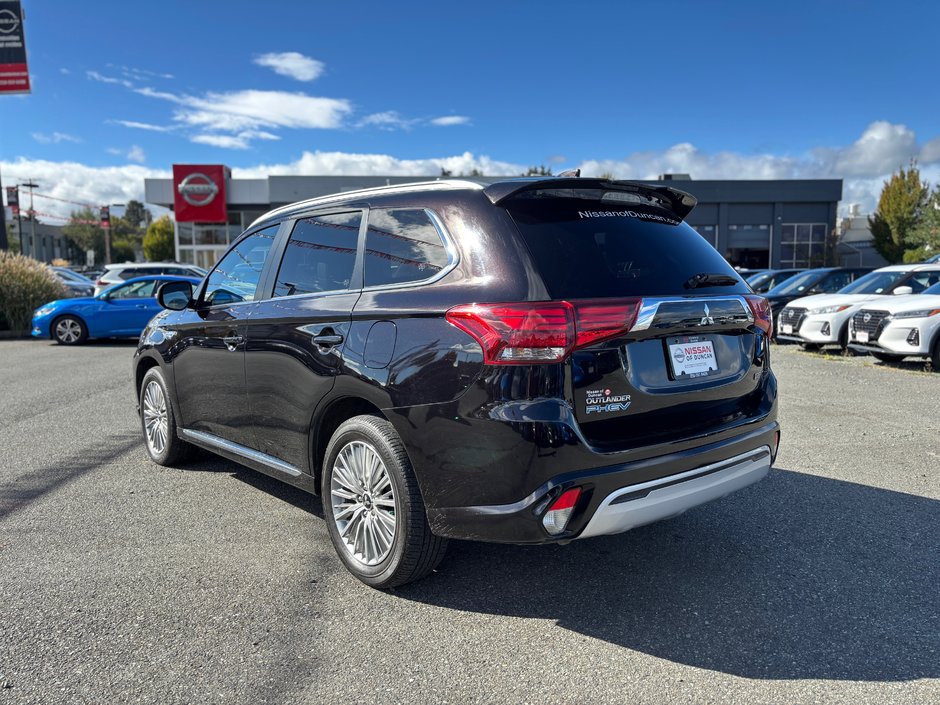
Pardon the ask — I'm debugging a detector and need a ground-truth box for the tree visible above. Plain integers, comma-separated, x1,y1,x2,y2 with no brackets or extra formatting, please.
62,208,105,261
904,186,940,262
143,216,175,262
122,200,150,229
4,223,18,254
868,162,928,263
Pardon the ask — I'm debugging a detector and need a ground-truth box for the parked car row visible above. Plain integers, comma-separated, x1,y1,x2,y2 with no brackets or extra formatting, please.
774,264,940,367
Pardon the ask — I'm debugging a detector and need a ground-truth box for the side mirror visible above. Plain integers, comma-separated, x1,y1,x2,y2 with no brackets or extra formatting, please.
157,280,194,310
893,286,913,296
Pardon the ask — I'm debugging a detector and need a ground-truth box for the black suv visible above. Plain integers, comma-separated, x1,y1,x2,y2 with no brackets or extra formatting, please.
135,177,779,588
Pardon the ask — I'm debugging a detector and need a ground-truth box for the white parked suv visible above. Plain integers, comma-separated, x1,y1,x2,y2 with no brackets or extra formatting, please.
94,262,207,295
776,265,940,351
848,281,940,367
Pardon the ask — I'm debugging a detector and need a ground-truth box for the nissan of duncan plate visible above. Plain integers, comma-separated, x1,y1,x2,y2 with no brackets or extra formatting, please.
134,176,780,588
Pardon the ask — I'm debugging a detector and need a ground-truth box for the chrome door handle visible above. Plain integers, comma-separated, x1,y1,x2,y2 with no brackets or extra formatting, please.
312,334,343,347
223,334,244,351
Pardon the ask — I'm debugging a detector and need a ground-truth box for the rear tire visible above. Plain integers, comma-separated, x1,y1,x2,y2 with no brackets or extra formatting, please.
52,315,87,345
139,367,195,466
321,414,447,589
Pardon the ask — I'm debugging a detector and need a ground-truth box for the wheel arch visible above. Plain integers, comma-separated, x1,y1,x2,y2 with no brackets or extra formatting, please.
310,395,387,494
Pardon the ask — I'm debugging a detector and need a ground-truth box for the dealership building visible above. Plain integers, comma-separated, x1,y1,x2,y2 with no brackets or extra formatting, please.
144,165,843,270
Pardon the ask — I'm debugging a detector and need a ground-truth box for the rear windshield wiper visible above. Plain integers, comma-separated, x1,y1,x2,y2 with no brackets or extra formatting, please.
684,272,740,289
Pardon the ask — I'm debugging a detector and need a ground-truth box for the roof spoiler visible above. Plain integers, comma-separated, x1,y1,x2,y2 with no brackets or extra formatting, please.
482,177,698,220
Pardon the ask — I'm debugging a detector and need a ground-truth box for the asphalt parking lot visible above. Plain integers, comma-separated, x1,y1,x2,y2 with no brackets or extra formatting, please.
0,339,937,705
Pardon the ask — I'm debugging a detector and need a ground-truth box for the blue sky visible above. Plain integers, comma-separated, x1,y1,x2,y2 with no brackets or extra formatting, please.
2,0,939,218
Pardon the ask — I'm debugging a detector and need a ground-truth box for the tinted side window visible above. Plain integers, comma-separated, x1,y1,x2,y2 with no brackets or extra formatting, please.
821,272,852,292
118,268,141,280
203,226,278,305
274,212,361,297
364,209,449,288
110,279,158,299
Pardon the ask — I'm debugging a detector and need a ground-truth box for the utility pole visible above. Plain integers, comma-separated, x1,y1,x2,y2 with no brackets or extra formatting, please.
22,180,39,260
0,164,8,251
101,205,111,264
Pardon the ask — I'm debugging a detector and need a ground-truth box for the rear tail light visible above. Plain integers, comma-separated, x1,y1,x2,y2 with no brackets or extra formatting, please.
542,487,582,535
446,298,641,365
745,295,773,338
96,279,107,288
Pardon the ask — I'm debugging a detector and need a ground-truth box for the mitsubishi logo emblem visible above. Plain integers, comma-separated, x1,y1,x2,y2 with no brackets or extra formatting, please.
700,303,715,326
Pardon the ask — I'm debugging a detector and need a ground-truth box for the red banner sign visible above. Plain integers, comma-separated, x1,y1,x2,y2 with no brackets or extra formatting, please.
0,2,30,95
172,164,229,223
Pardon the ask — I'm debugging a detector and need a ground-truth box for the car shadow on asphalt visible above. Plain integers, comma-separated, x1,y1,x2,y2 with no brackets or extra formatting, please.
183,453,322,518
393,467,940,683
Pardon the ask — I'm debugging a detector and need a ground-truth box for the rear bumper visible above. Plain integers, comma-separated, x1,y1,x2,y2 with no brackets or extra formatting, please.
578,446,770,538
426,419,779,543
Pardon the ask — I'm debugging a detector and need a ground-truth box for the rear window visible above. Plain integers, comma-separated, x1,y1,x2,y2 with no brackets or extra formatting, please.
505,192,747,298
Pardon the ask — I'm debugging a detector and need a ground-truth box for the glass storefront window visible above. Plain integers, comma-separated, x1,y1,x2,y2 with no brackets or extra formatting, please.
727,224,771,269
780,223,827,267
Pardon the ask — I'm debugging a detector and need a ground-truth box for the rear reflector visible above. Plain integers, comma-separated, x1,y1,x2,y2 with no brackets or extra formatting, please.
745,295,773,338
542,487,582,535
446,298,642,365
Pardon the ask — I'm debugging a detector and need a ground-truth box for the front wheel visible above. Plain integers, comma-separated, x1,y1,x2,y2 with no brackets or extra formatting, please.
53,315,87,345
930,337,940,372
139,367,195,466
322,415,447,589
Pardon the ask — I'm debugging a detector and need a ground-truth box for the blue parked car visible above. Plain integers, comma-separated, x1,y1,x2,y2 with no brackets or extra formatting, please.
32,275,202,345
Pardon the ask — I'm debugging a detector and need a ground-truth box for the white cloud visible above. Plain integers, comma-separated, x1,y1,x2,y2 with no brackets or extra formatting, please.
0,157,168,221
127,145,146,163
574,121,940,213
8,122,940,224
87,70,133,89
429,115,471,127
233,150,523,179
921,136,940,164
112,119,175,132
191,130,280,149
254,52,325,82
32,132,82,145
357,111,420,131
59,68,70,75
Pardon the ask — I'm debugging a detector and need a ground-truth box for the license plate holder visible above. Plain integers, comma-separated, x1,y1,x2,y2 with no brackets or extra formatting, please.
780,323,793,335
667,336,719,379
856,330,869,343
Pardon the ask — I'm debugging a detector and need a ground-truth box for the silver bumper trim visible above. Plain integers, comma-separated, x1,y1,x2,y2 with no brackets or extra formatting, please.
578,446,771,539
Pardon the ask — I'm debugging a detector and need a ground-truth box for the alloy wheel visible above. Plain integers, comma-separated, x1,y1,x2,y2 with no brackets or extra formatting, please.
142,380,169,456
330,440,397,566
55,318,82,344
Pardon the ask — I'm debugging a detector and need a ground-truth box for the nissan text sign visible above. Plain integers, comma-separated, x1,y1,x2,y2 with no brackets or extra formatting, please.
172,164,229,223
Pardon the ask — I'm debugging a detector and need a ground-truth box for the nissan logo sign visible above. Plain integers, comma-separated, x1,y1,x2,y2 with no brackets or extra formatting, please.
0,10,20,34
177,172,220,207
863,312,872,323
